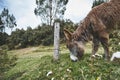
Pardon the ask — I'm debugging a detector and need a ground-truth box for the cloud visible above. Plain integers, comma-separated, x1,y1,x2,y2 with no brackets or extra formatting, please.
64,0,93,23
6,0,40,30
17,13,40,30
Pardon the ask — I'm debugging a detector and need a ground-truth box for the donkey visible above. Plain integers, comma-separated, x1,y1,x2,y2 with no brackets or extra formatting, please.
64,0,120,61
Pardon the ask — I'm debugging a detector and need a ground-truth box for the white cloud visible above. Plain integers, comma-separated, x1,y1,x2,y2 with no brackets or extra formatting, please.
64,0,93,23
6,0,40,30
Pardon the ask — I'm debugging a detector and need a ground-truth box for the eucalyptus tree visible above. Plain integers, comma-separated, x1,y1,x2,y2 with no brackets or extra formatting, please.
34,0,68,26
0,17,4,32
0,8,17,32
92,0,108,8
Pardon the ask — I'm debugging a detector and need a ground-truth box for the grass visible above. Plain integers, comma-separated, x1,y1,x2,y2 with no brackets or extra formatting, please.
4,43,120,80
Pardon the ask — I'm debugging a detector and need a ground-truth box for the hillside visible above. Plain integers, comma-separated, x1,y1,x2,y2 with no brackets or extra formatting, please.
4,44,120,80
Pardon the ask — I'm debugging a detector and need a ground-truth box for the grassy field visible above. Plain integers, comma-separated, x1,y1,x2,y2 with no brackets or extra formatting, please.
4,44,120,80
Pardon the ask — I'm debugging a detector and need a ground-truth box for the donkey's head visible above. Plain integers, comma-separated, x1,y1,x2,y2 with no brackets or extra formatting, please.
64,29,84,61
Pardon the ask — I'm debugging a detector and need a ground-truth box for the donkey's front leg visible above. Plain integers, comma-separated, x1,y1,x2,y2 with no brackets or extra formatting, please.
91,38,100,58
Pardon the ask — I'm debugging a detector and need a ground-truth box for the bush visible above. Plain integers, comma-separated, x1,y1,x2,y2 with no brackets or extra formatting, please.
1,19,76,49
0,32,9,46
110,30,120,52
0,49,17,79
42,35,54,46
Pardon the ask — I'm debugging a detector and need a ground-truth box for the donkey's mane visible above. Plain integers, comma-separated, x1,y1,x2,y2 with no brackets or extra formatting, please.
73,0,120,42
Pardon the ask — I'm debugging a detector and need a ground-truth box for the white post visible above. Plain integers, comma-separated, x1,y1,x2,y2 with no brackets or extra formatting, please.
53,22,60,60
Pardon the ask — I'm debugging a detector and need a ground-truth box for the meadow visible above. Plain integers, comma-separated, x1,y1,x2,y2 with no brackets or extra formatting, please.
4,43,120,80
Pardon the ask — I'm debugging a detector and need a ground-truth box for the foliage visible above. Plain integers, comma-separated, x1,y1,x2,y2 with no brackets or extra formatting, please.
0,49,17,79
92,0,107,8
0,8,17,32
110,29,120,52
5,53,120,80
0,19,75,50
0,8,17,50
0,15,4,32
0,32,8,46
8,28,26,49
34,0,68,26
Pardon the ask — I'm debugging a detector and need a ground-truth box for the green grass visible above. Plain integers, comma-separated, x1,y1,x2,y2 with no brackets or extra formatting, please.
4,44,120,80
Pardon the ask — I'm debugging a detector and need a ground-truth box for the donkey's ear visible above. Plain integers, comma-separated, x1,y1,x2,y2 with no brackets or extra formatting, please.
63,29,72,40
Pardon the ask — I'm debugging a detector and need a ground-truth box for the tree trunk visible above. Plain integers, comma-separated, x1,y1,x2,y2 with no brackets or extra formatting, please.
49,0,52,26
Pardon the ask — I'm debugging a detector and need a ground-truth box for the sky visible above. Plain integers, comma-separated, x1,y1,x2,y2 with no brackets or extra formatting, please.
65,0,93,23
0,0,93,34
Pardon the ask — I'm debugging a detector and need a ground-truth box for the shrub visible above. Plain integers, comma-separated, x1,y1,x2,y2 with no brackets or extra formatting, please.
0,49,17,79
0,32,9,46
42,35,54,46
110,30,120,52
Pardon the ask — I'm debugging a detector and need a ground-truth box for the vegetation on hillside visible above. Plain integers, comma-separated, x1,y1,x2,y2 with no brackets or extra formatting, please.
110,30,120,52
0,50,17,79
3,44,120,80
5,52,120,80
0,19,77,50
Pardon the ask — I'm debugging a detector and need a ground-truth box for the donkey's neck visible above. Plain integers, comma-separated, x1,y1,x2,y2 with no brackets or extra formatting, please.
73,21,92,42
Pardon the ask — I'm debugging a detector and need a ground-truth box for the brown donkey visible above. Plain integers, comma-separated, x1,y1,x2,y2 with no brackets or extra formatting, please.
64,0,120,61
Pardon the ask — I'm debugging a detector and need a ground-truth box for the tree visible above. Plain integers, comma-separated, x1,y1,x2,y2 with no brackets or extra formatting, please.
0,17,4,32
0,8,17,32
0,32,8,46
6,14,17,31
34,0,68,26
92,0,108,8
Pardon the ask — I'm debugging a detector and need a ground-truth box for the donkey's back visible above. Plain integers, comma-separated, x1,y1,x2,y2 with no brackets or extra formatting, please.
89,0,120,30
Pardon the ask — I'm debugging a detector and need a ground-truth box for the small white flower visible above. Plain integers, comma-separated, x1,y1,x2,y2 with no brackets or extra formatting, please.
119,42,120,45
91,55,95,58
51,77,54,80
95,54,103,58
46,71,53,76
66,68,71,72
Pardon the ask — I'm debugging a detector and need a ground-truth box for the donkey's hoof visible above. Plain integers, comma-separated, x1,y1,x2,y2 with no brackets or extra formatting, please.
91,55,96,58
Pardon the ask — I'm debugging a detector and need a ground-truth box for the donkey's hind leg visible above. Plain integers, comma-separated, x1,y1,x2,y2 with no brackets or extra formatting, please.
91,38,100,58
99,31,110,60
